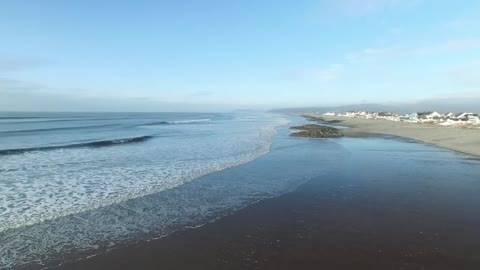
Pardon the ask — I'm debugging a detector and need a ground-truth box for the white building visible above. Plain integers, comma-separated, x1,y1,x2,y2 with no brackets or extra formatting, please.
468,115,480,125
426,112,442,119
439,119,463,126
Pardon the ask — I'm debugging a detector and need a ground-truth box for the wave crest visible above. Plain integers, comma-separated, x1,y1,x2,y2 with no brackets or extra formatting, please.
141,119,211,126
0,135,154,156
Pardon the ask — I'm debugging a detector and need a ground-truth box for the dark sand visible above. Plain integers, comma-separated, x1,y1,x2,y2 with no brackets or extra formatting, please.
56,172,480,270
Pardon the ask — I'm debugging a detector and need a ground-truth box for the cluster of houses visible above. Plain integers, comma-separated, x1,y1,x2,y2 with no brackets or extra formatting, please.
323,111,480,127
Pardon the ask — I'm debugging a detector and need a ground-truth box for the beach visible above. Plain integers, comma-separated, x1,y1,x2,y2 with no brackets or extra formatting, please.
3,114,480,269
56,167,480,270
313,114,480,157
51,118,480,270
4,2,480,269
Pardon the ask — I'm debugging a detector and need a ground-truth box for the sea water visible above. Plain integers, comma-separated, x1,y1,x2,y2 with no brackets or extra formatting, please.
0,112,291,268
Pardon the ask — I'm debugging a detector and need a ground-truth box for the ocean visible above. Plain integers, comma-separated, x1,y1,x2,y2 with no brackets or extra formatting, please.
0,111,290,268
1,112,480,269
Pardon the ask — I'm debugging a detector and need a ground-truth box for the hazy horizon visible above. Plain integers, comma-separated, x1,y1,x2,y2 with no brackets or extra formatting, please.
1,1,480,112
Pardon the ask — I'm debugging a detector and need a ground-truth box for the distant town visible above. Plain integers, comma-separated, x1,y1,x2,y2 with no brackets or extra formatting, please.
322,111,480,127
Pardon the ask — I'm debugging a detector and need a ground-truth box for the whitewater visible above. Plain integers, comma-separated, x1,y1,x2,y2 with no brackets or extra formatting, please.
0,112,288,233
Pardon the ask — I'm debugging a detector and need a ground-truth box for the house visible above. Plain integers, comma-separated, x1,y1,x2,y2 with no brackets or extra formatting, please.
406,113,418,120
416,112,443,122
332,109,478,127
439,119,463,126
375,112,400,121
456,112,471,120
417,112,430,119
426,112,442,119
323,112,336,116
356,111,368,117
377,112,396,118
432,116,447,122
364,112,376,119
342,111,356,118
445,112,455,118
417,112,434,122
468,114,480,125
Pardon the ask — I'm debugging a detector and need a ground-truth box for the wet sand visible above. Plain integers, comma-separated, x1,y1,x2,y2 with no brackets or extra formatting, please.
56,164,480,270
315,115,480,157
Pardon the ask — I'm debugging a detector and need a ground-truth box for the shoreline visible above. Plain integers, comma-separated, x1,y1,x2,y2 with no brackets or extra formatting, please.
308,114,480,158
53,137,480,269
25,116,480,270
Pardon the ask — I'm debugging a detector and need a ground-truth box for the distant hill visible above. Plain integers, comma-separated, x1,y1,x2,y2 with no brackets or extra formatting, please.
270,98,480,115
402,98,480,114
270,104,407,114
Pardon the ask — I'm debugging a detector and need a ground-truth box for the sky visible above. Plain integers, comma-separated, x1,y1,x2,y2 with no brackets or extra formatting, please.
1,0,479,112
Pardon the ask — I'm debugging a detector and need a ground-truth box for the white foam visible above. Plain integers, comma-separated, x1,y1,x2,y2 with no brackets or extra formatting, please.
166,118,212,124
0,114,287,233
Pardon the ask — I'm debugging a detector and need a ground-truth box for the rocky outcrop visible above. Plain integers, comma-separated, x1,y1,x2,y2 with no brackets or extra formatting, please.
290,124,343,138
303,115,343,124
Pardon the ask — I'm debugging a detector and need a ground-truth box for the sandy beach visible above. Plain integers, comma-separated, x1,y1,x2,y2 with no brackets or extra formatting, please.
48,122,480,270
312,115,480,157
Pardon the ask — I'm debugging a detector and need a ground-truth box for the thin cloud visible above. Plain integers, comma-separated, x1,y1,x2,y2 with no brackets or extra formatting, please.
388,27,402,35
308,64,344,82
441,39,480,50
192,90,213,97
0,78,42,92
0,56,46,71
345,39,480,63
319,0,424,18
444,64,480,87
440,18,480,33
288,64,344,83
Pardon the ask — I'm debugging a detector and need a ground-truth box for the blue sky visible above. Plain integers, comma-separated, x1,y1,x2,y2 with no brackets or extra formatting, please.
1,0,479,111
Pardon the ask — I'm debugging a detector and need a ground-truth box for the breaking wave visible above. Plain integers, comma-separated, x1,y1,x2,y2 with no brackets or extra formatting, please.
0,135,154,156
140,119,212,126
0,124,120,135
0,125,280,233
0,113,293,269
